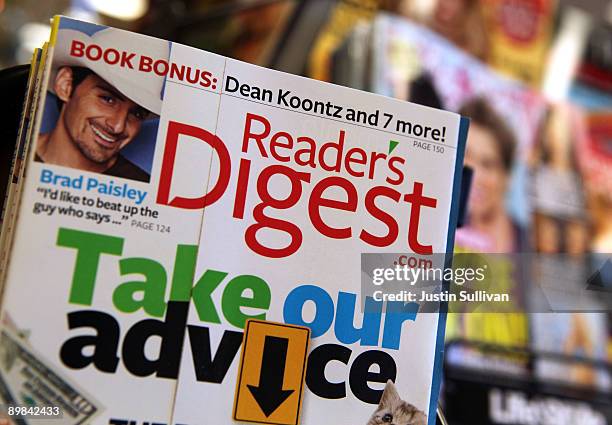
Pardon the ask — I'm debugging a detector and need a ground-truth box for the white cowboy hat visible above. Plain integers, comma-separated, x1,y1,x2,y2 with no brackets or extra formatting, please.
50,26,168,115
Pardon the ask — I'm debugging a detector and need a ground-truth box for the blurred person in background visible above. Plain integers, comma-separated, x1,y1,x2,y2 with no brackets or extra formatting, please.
530,104,589,255
446,97,528,361
460,97,519,252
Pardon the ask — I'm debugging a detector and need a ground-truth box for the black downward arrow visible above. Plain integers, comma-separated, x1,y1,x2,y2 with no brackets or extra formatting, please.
247,336,294,417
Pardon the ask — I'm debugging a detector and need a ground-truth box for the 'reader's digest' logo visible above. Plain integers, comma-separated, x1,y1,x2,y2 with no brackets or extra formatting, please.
156,112,440,258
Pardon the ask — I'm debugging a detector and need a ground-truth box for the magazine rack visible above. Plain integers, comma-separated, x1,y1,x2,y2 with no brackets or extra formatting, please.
443,339,612,424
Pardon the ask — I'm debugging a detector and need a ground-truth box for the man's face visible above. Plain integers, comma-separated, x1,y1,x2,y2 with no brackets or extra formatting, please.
61,72,148,164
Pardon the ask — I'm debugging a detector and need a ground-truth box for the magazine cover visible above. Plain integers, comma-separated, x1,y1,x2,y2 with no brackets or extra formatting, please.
528,106,612,391
369,15,548,361
480,0,556,86
0,16,468,425
368,17,612,423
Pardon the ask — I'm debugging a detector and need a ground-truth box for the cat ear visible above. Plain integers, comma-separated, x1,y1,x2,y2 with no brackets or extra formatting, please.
378,379,400,409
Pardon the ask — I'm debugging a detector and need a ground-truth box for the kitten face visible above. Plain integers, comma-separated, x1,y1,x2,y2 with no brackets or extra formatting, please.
367,380,427,425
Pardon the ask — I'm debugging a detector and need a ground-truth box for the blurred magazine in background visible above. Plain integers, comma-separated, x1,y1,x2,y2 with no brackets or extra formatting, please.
529,103,611,392
344,12,611,389
366,14,543,370
479,0,556,86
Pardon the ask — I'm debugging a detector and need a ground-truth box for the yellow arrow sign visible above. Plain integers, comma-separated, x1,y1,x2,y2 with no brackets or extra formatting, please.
233,319,310,425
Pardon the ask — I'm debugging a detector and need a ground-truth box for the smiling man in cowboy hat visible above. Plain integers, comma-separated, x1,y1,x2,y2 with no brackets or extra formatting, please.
35,27,167,182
